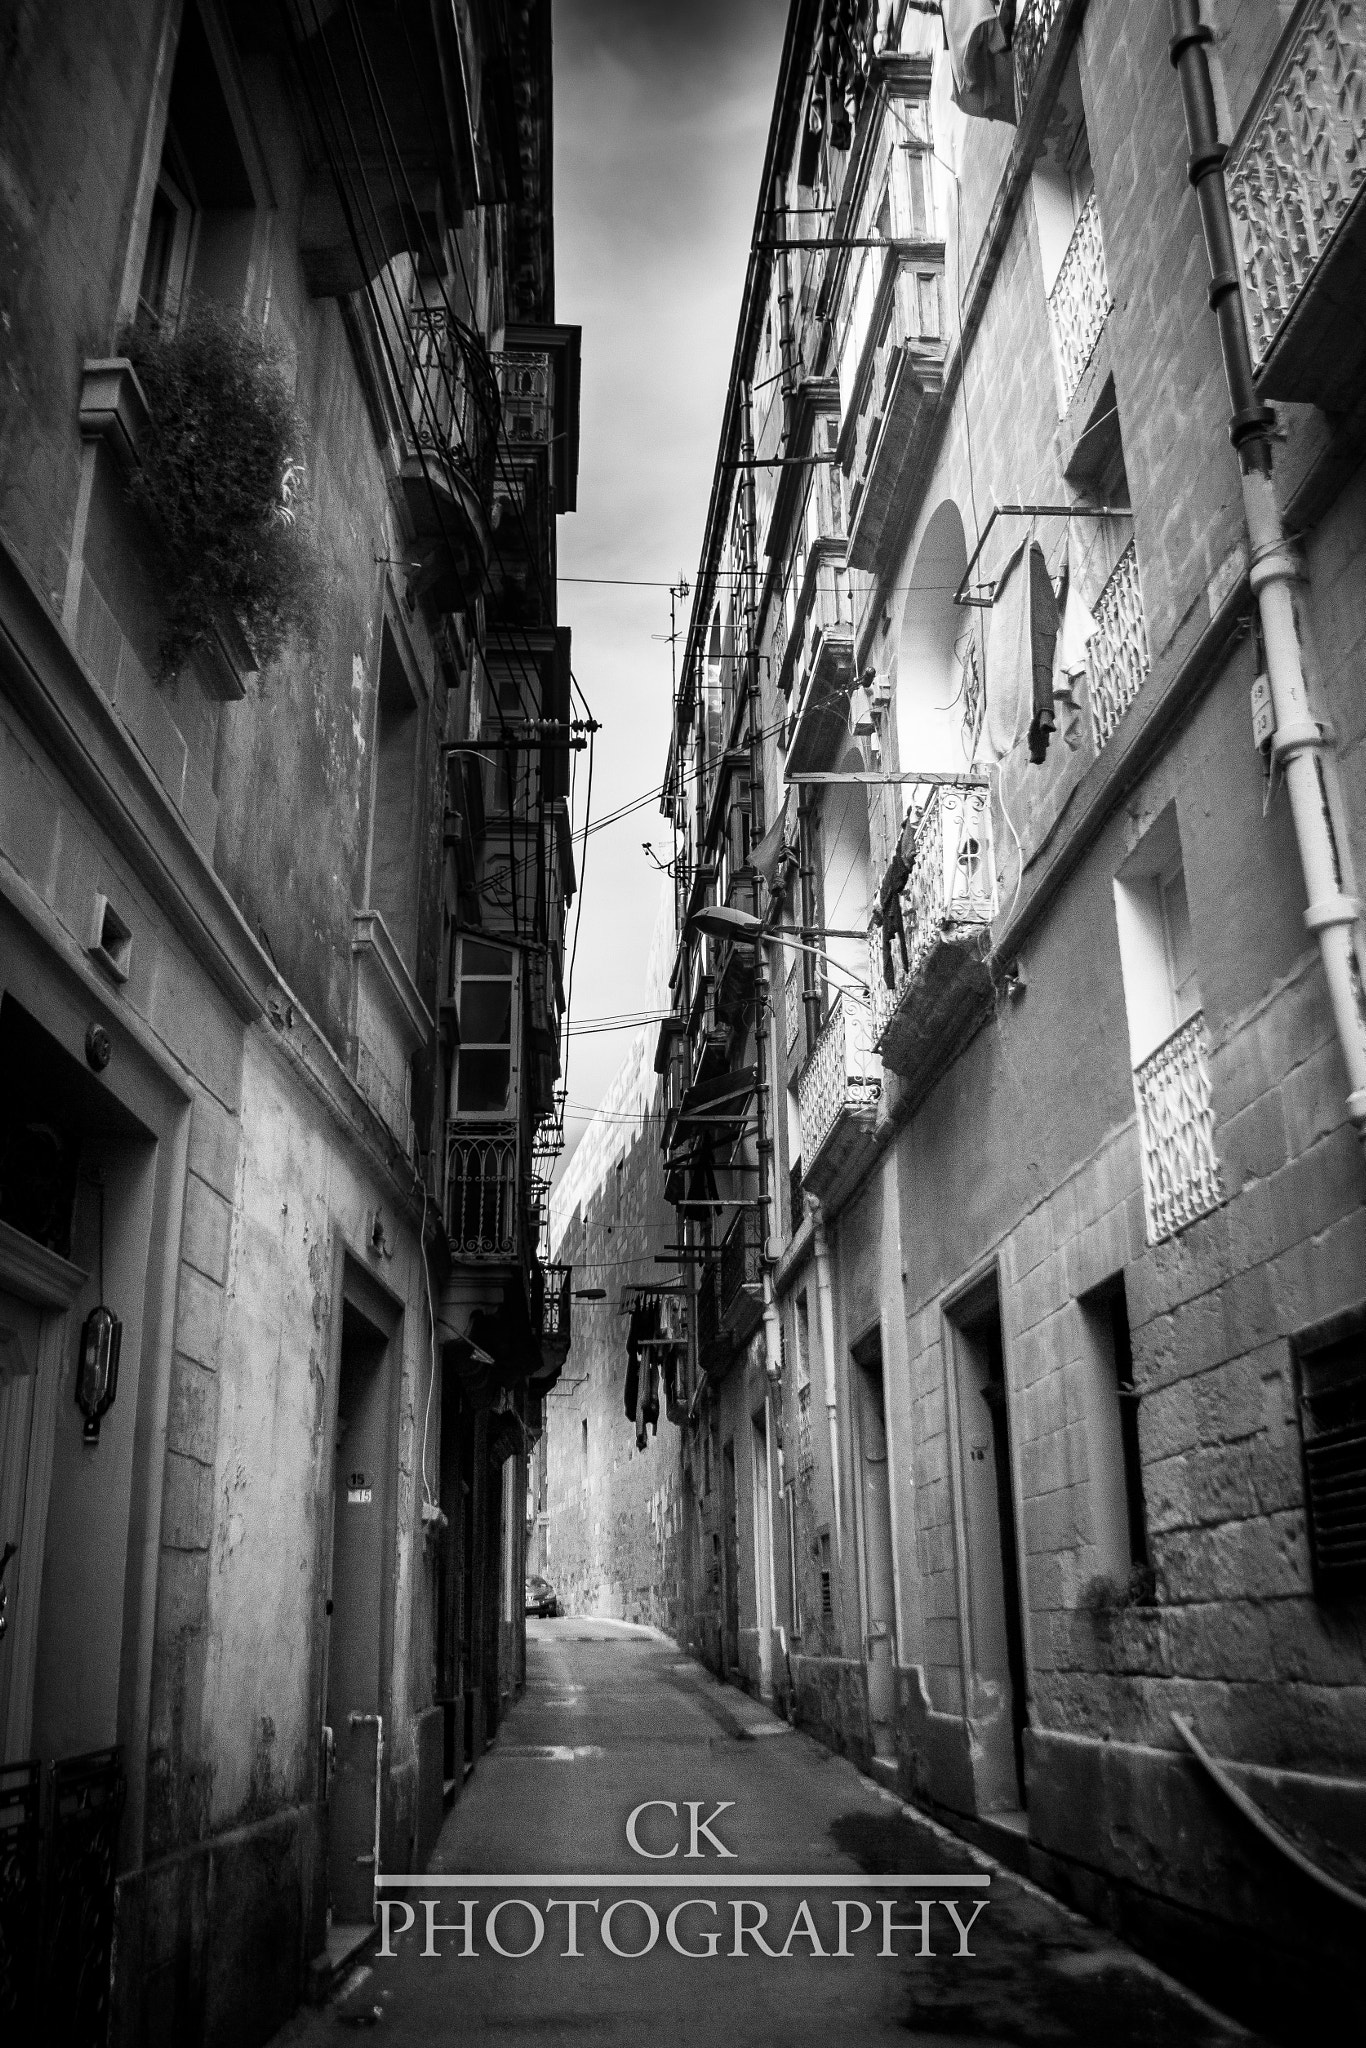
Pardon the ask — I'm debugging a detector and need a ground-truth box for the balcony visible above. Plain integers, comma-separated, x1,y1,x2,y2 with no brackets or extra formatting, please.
445,1119,520,1259
1134,1011,1225,1244
871,783,995,1093
782,558,857,774
839,245,947,576
1048,191,1112,412
696,1263,724,1379
796,994,881,1207
1087,542,1150,752
719,1213,764,1343
1014,0,1066,111
1226,1,1366,411
400,309,498,595
534,1262,572,1358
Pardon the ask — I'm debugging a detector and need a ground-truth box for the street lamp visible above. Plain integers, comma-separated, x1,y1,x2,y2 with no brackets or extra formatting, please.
684,904,870,997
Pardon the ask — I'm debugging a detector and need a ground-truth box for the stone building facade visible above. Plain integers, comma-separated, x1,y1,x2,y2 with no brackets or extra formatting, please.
645,0,1366,2038
542,898,697,1639
0,3,578,2042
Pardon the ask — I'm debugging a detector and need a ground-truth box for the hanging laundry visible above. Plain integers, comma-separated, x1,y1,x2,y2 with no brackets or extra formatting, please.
635,1359,659,1452
983,539,1060,766
943,0,1018,124
1051,548,1098,752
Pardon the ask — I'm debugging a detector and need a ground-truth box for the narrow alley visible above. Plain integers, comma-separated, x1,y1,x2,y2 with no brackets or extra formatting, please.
276,1621,1258,2048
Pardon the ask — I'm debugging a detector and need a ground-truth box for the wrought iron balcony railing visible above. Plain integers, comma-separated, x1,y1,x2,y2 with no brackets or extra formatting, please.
1226,0,1366,387
870,783,994,1050
1087,541,1150,752
445,1119,519,1258
796,993,880,1183
408,306,497,504
1048,191,1112,411
1014,0,1065,109
1134,1010,1225,1244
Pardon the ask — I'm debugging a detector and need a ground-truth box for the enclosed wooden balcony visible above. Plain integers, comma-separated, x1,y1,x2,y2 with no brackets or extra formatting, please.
718,1212,763,1343
871,782,995,1096
780,557,856,774
838,244,947,577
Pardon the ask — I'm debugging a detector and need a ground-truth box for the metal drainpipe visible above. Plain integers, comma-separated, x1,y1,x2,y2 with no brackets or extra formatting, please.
1171,1,1366,1144
808,1196,843,1561
349,1710,384,1924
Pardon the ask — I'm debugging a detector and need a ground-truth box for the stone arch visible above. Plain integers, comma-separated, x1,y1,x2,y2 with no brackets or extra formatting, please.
894,499,975,778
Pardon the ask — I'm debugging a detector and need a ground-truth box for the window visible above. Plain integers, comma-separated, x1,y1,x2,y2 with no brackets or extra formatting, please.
1296,1329,1366,1598
130,3,267,333
369,622,421,969
581,1416,588,1463
795,1292,814,1476
1079,1279,1150,1594
1114,806,1224,1242
452,939,517,1116
819,1529,832,1620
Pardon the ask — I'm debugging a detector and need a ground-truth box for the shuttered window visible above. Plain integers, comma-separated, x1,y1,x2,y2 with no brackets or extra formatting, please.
1298,1332,1366,1597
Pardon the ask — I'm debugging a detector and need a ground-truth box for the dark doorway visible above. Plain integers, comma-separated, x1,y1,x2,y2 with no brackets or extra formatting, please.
721,1440,740,1675
852,1330,895,1748
325,1298,393,1927
953,1288,1028,1810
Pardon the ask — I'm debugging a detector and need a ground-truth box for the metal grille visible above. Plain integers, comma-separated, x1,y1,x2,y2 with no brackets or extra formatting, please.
1087,541,1150,751
797,993,880,1172
1225,0,1366,369
797,1384,814,1477
1014,0,1065,105
42,1748,125,2047
870,784,993,1044
1134,1011,1225,1244
1048,190,1112,409
408,307,495,502
445,1122,518,1256
785,964,802,1059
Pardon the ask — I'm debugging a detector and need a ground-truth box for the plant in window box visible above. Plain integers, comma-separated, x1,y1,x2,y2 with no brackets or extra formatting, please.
120,302,324,680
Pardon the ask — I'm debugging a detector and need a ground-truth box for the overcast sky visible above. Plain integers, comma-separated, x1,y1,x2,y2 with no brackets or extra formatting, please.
552,0,788,1170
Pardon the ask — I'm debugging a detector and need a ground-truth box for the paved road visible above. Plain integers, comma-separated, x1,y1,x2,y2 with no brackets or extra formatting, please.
275,1618,1261,2047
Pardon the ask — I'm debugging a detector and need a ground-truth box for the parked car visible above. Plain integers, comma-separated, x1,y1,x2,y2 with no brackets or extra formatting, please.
525,1574,560,1618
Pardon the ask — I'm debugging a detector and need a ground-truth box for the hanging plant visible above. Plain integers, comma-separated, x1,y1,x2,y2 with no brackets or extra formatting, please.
121,302,324,676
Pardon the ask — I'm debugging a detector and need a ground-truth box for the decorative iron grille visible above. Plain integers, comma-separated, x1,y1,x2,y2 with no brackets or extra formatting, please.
797,1382,814,1476
1014,0,1065,106
408,306,497,503
1048,190,1112,409
785,964,802,1059
797,993,880,1171
1087,541,1150,751
1134,1010,1225,1243
42,1747,125,2047
870,784,993,1043
445,1121,519,1256
1225,0,1366,370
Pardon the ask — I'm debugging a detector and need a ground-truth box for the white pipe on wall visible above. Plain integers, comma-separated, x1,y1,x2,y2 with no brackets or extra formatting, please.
808,1197,844,1562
